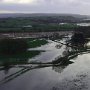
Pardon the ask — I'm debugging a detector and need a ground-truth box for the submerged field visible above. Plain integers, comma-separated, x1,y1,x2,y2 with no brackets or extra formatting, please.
0,36,90,90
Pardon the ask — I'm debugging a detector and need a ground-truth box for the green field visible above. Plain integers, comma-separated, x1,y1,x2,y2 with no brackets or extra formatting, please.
27,39,48,48
0,17,78,32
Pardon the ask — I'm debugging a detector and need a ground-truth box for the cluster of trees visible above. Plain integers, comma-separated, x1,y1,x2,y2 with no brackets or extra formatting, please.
70,25,90,45
75,26,90,38
71,32,86,44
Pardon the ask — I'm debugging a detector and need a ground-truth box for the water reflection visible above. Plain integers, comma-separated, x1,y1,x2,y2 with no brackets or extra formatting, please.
0,57,28,75
52,40,90,73
52,61,72,74
51,72,88,90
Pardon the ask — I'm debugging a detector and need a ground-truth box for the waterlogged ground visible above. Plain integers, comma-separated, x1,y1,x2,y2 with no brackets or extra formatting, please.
29,40,66,62
0,39,90,90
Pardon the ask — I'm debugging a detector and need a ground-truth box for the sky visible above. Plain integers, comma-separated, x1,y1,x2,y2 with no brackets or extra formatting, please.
0,0,90,15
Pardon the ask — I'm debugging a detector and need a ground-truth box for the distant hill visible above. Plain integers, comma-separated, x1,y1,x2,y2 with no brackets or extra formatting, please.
0,13,88,19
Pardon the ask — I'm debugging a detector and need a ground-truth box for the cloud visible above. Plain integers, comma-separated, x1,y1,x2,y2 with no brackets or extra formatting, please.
1,0,36,4
0,0,90,14
0,0,90,5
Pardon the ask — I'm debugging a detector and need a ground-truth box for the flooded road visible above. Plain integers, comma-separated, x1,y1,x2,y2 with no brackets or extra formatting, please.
0,39,90,90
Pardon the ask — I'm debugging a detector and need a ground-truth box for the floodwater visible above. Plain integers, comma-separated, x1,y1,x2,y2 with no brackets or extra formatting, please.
0,38,90,90
77,23,90,26
29,40,66,62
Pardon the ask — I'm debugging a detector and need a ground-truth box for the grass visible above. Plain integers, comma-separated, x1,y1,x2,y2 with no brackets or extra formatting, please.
10,51,41,58
0,51,42,65
0,38,28,55
0,50,41,59
27,39,48,48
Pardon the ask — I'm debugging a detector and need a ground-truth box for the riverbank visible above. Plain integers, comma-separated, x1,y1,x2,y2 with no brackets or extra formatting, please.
0,31,73,39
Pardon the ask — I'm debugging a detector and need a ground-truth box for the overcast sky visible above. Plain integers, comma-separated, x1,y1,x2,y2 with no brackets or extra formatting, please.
0,0,90,15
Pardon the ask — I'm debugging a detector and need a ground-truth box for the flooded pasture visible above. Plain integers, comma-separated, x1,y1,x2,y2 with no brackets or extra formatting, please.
0,37,90,90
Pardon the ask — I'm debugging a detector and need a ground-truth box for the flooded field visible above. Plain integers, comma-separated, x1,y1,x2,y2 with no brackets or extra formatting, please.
77,23,90,26
0,37,90,90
